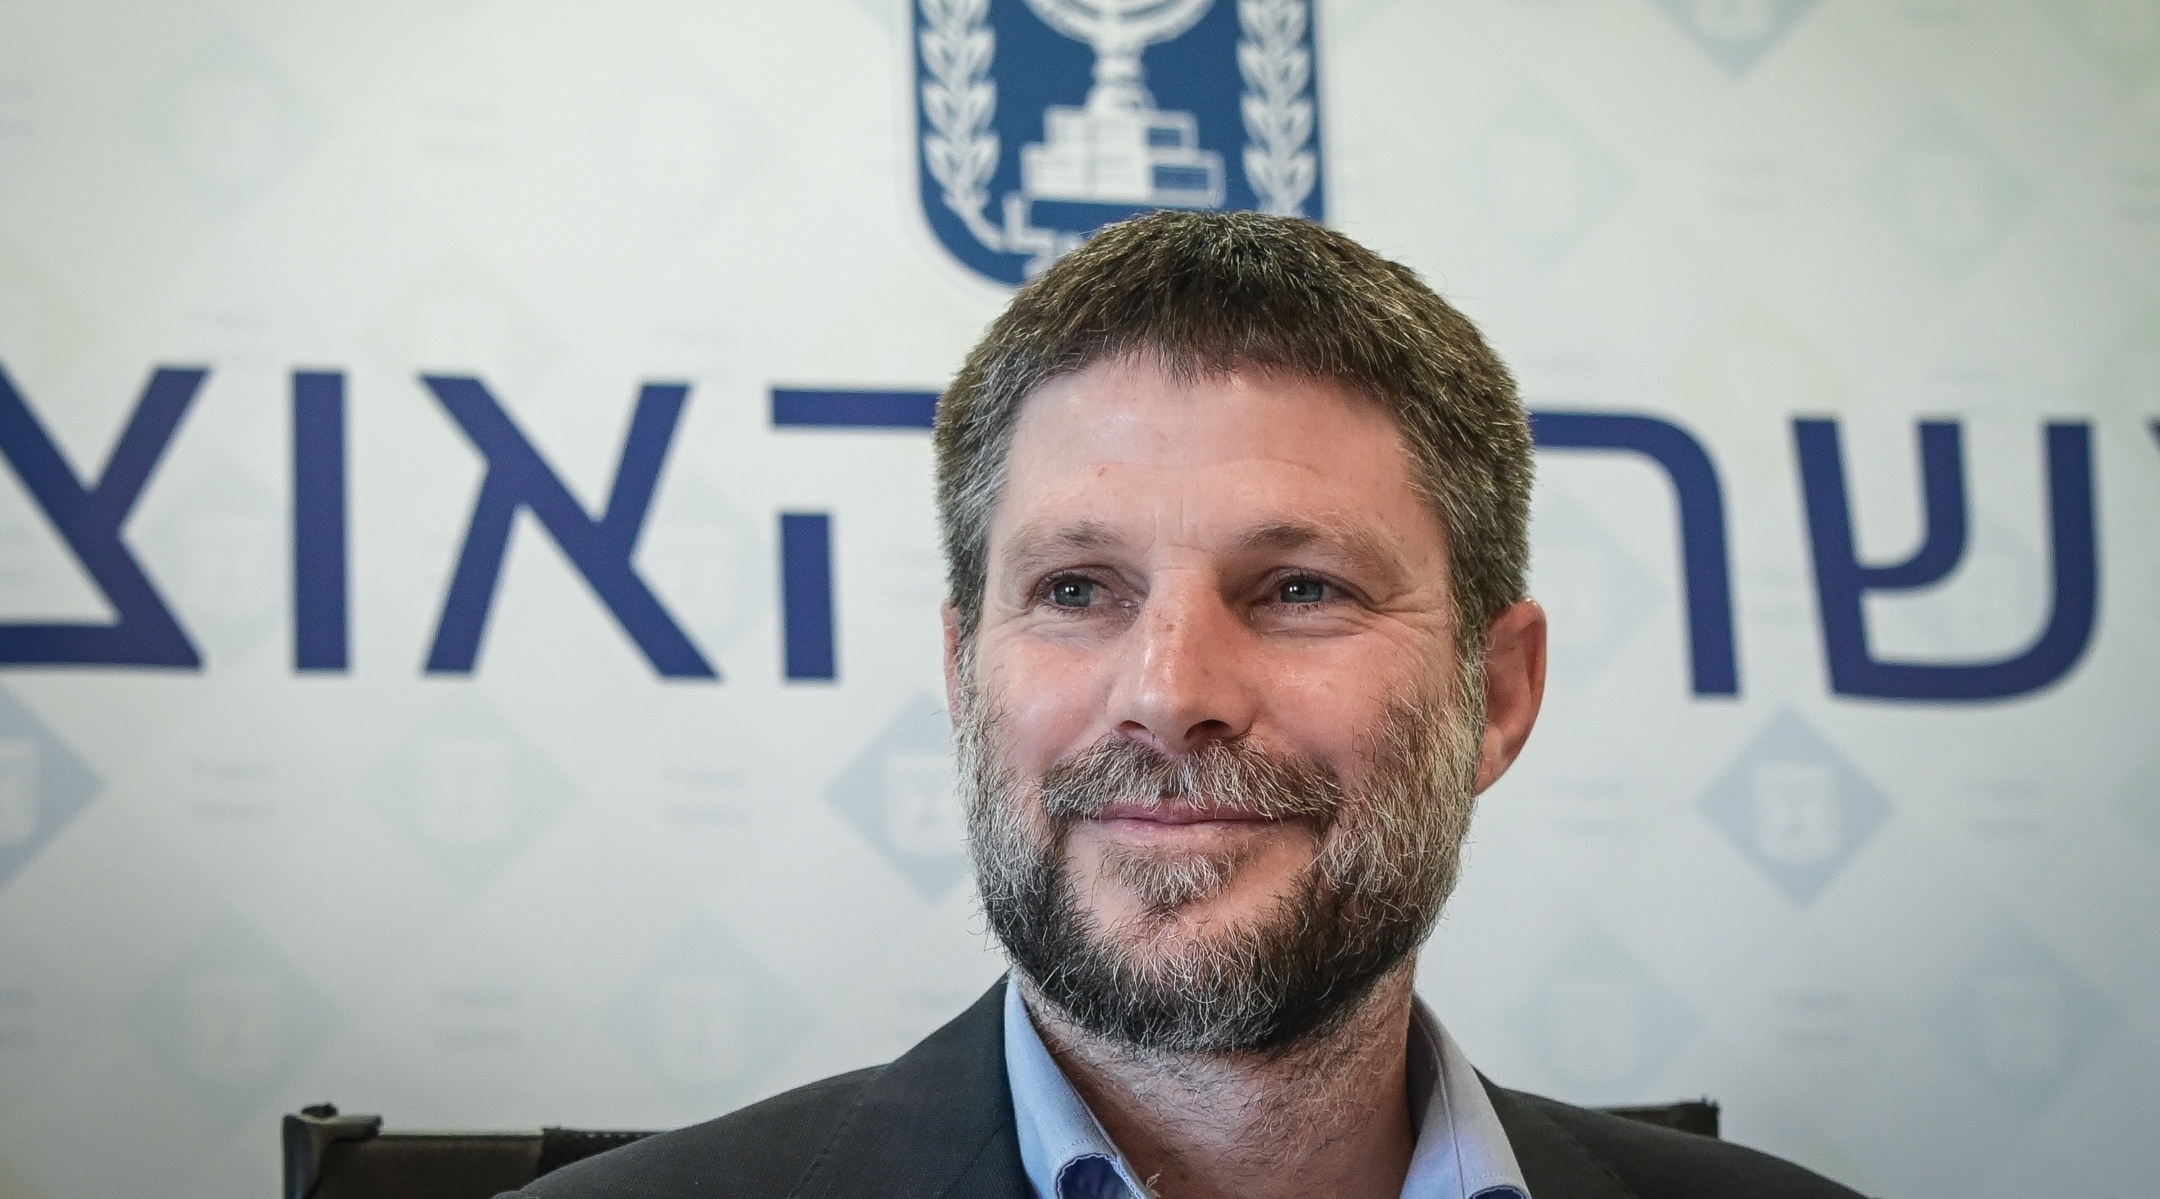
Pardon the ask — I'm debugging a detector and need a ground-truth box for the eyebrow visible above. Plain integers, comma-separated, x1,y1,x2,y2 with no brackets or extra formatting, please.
1236,521,1407,581
999,519,1123,581
998,517,1412,586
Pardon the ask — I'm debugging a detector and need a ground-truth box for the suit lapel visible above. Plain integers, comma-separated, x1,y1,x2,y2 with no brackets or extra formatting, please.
1482,1078,1635,1199
791,978,1029,1199
787,980,1635,1199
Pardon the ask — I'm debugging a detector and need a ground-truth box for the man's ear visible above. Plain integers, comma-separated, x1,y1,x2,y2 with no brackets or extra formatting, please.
1474,598,1547,795
941,602,965,720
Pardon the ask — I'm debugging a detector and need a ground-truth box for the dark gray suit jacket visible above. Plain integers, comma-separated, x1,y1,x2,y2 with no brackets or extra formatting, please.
508,979,1862,1198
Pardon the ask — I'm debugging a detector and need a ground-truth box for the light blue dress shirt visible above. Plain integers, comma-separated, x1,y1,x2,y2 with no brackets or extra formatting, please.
1003,980,1530,1199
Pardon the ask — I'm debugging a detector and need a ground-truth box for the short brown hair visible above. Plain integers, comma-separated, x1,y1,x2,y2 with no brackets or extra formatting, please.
933,211,1531,651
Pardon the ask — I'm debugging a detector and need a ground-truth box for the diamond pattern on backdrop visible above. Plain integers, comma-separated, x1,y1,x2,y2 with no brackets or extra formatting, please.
0,682,101,895
1529,489,1665,693
139,464,282,664
1650,0,1823,78
606,917,812,1107
1513,927,1698,1102
1930,923,2116,1118
127,24,325,214
1864,110,2035,280
826,694,970,902
636,473,769,661
1698,710,1889,906
367,254,565,396
1457,93,1630,269
123,912,340,1128
596,53,776,235
1870,512,2047,664
362,694,575,898
0,3,2151,1195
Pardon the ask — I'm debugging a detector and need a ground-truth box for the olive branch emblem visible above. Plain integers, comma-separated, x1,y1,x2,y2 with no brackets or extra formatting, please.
918,0,1006,251
1238,0,1316,217
917,0,1320,268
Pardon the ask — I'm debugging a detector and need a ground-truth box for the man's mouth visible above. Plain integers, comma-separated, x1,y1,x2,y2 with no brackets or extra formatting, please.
1094,799,1278,826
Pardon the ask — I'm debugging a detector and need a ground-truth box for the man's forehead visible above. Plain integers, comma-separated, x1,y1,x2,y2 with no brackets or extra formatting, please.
995,513,1431,577
982,357,1448,569
1008,357,1401,460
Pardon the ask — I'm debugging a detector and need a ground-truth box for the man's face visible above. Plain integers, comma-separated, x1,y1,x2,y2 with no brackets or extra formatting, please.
948,356,1495,1052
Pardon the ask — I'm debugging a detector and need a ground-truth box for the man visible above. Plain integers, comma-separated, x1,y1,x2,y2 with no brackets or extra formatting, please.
513,213,1860,1198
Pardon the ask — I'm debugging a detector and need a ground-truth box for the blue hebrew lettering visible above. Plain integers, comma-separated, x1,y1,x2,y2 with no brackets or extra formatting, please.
0,363,204,668
780,513,837,682
771,388,939,429
423,376,717,679
915,0,1324,286
1794,419,2097,701
770,388,947,680
292,371,347,672
1530,411,1739,697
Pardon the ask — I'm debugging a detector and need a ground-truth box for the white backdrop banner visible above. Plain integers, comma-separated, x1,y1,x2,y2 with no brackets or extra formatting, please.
0,1,2154,1196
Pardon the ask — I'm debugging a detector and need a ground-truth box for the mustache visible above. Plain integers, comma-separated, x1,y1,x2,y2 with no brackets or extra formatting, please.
1037,736,1344,824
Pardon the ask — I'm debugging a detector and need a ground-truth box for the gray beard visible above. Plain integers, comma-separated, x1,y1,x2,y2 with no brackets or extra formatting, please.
958,659,1486,1056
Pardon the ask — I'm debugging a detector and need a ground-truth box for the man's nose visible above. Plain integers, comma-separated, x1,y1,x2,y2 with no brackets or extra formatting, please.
1107,579,1257,755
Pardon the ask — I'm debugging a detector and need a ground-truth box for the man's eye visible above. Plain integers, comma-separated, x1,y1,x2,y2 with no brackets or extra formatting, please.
1279,577,1329,604
1049,577,1098,608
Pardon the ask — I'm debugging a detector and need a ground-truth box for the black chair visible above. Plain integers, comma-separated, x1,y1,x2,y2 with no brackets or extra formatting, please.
1601,1099,1719,1137
283,1106,651,1199
285,1098,1718,1199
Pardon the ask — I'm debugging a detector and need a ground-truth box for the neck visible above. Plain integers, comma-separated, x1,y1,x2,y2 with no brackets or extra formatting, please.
1019,964,1420,1199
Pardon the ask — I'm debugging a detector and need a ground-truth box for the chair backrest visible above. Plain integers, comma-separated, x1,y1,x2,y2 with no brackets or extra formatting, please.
1600,1099,1720,1138
285,1097,1718,1199
284,1106,650,1199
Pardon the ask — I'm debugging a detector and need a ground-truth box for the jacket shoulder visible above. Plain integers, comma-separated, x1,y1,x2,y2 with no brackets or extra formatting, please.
500,979,1022,1199
507,1066,882,1199
1512,1090,1865,1199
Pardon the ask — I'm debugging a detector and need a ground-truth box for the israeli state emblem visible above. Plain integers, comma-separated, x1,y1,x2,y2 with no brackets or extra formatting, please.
914,0,1325,286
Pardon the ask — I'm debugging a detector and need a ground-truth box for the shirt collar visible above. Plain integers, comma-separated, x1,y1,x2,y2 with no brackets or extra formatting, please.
1406,1000,1530,1199
1001,978,1531,1199
1003,978,1153,1199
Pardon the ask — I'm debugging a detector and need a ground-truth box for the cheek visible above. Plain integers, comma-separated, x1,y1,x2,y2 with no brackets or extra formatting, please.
1263,642,1439,756
980,639,1112,774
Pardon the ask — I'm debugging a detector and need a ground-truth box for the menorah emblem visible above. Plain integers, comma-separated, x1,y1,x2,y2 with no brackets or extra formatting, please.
914,0,1322,285
1019,0,1226,207
1024,0,1213,112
